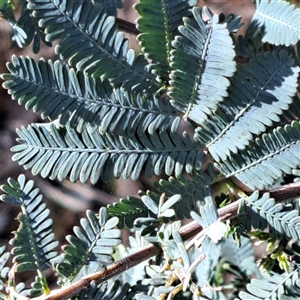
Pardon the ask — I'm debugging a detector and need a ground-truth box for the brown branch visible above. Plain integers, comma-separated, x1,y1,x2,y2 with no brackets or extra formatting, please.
12,182,300,300
116,18,140,35
259,181,300,202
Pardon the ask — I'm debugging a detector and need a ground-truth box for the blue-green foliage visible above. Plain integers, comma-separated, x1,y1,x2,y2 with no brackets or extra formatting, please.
217,121,300,190
0,246,10,299
107,167,216,227
221,236,259,277
195,51,299,163
1,0,299,191
93,0,123,17
253,0,300,46
169,6,236,124
56,208,121,284
27,0,161,94
239,267,300,300
108,196,149,229
0,175,58,272
0,0,51,53
1,56,177,134
135,0,197,80
0,0,299,299
10,120,201,183
75,280,130,300
238,192,300,241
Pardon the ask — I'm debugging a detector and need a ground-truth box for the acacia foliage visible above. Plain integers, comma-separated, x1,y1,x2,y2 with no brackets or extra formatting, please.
0,0,299,299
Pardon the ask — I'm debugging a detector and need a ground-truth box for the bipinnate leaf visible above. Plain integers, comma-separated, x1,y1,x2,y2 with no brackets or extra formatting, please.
239,267,300,300
135,0,197,80
238,192,300,241
56,207,121,284
11,121,202,183
27,0,161,94
1,56,176,134
195,51,299,164
253,0,300,46
169,6,236,124
0,175,58,272
217,121,300,190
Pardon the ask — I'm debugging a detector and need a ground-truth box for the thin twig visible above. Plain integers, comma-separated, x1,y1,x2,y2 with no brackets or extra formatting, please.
116,18,140,35
38,244,160,300
258,181,300,202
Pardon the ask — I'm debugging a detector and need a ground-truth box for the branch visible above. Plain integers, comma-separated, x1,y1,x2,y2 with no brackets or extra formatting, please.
116,18,140,35
11,182,300,300
258,181,300,202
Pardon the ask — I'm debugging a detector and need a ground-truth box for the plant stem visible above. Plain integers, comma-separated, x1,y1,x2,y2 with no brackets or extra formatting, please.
116,18,139,35
260,181,300,202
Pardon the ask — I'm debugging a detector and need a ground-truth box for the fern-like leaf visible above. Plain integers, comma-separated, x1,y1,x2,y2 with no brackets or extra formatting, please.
154,168,216,219
133,194,182,234
108,196,148,229
11,120,202,183
93,0,123,17
169,6,236,124
0,175,58,272
2,0,52,53
192,234,223,293
56,208,121,284
217,121,300,190
0,1,28,49
222,13,244,33
108,172,216,229
27,0,161,94
253,0,300,46
277,91,300,127
0,246,10,299
135,0,197,81
239,267,300,300
75,280,130,300
109,169,216,229
191,194,228,244
238,192,300,241
195,50,299,163
221,236,259,277
1,56,176,133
